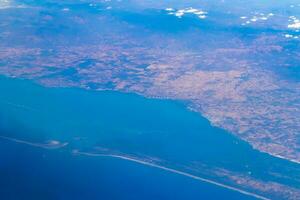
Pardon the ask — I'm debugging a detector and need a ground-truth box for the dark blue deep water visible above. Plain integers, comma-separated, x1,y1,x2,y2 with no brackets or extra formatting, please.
0,76,298,200
0,140,257,200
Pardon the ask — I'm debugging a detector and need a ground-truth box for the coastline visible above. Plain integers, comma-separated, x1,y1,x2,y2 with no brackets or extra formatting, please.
73,150,270,200
144,94,300,166
0,136,68,149
0,136,269,200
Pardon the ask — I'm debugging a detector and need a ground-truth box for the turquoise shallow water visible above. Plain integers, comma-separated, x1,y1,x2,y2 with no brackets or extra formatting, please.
0,76,299,199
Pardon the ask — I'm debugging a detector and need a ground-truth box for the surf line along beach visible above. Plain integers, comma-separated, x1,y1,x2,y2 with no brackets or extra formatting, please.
73,150,270,200
0,134,270,200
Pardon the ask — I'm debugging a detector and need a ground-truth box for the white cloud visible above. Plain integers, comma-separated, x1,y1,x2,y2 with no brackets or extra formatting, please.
185,8,198,13
288,22,300,29
165,7,208,20
0,0,11,9
0,0,27,10
288,16,300,29
240,12,274,26
284,33,299,39
165,8,174,11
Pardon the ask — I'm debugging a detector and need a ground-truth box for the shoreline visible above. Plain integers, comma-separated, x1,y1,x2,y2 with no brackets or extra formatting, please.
73,150,270,200
0,135,270,200
135,93,300,166
0,135,68,149
186,105,300,166
1,75,299,166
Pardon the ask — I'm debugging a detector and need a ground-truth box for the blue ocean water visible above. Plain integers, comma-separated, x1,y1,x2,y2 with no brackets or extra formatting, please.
0,76,299,199
0,139,256,200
